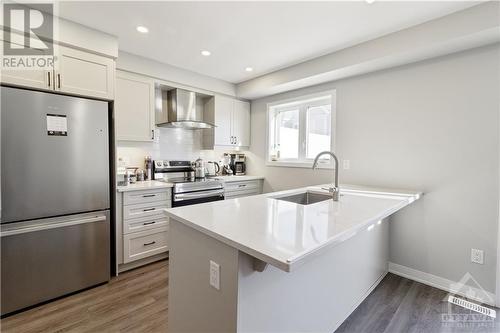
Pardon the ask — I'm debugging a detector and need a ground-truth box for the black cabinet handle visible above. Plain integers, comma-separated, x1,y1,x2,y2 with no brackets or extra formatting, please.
143,221,156,226
143,208,156,212
143,194,156,198
143,241,156,246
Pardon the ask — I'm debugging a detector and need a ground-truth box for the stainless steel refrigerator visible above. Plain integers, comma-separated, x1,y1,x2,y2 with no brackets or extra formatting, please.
1,86,111,315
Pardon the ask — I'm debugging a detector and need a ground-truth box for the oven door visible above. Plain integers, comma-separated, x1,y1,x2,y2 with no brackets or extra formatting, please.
172,189,225,207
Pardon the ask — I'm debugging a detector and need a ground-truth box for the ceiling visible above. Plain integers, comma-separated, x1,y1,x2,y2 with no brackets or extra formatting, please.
58,1,480,84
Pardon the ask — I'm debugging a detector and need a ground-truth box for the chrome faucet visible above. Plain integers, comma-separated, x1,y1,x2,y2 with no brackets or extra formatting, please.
312,151,340,201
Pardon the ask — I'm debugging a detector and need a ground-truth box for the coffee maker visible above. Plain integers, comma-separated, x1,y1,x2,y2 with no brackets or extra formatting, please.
229,154,246,175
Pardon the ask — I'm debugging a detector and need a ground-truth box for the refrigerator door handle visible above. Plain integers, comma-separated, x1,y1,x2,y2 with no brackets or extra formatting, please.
0,215,107,237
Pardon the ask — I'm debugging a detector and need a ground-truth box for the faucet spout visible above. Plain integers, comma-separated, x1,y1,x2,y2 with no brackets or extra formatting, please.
312,151,340,201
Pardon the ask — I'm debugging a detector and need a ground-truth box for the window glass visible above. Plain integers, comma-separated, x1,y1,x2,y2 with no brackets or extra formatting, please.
276,109,299,159
306,105,331,159
267,93,334,166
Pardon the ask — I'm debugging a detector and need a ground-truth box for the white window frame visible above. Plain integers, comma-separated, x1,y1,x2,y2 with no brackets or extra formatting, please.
266,90,336,168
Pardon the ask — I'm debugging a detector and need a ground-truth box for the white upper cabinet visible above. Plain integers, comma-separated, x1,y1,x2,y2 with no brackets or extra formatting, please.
1,36,115,100
204,96,250,148
1,62,52,91
213,96,234,146
55,46,115,100
0,35,53,91
233,99,251,147
115,71,155,142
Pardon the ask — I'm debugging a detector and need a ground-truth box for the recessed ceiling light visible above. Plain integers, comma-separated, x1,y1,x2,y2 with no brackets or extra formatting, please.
365,0,375,4
136,26,149,33
201,50,211,56
245,67,253,72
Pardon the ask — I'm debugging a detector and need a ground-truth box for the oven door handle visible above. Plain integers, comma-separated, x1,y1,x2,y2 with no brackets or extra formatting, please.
174,189,225,201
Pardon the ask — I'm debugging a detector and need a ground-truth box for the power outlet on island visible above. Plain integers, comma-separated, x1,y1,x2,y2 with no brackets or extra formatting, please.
471,249,484,264
210,260,220,290
343,160,350,170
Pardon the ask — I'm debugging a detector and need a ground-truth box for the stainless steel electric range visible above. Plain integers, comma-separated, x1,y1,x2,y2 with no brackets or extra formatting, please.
152,160,224,207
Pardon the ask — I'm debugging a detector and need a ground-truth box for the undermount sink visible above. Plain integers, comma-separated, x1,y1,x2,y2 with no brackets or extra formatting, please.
273,191,333,205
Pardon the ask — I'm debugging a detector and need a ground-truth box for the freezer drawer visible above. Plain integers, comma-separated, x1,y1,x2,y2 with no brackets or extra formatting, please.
0,211,110,315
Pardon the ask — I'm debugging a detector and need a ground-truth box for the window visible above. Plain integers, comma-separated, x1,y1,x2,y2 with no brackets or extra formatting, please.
267,91,335,168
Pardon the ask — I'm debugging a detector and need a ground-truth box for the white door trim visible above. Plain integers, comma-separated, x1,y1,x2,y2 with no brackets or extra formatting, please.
497,109,500,307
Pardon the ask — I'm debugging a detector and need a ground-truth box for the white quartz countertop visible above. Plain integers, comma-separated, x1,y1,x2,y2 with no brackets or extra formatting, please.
117,180,173,192
165,184,421,272
215,175,264,182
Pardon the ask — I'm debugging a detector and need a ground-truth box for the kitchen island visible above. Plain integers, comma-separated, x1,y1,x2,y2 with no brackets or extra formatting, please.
165,184,421,333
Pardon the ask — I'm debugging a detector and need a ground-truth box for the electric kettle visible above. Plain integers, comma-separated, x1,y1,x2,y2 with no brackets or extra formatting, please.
205,161,220,177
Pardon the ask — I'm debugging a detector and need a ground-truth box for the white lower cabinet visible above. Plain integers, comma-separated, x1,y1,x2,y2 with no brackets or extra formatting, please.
123,226,169,263
224,180,263,199
118,188,171,267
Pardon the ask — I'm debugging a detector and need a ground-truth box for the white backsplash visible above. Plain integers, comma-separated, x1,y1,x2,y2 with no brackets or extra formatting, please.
117,127,246,169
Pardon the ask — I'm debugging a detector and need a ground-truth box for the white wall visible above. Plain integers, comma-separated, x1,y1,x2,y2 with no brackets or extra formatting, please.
117,51,236,97
248,44,500,293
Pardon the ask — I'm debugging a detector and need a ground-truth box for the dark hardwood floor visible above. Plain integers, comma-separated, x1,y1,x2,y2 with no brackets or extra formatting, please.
1,261,498,333
0,260,169,333
337,273,500,333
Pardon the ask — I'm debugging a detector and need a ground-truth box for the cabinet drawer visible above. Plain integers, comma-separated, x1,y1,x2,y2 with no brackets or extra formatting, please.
124,189,170,206
225,180,260,193
123,227,168,263
123,201,168,220
124,215,169,234
225,189,260,200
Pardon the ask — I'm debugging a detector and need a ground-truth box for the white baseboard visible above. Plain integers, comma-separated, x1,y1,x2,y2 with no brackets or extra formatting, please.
389,262,497,307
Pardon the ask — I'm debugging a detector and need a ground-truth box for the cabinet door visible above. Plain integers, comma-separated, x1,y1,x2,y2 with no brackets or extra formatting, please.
233,100,251,147
0,39,53,90
56,45,115,100
115,71,155,141
214,96,234,146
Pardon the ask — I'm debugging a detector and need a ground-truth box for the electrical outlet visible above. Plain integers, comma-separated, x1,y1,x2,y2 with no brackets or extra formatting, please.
471,249,484,264
343,159,350,170
209,260,220,290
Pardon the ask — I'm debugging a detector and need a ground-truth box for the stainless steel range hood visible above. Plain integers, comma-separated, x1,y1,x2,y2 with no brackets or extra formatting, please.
156,88,215,129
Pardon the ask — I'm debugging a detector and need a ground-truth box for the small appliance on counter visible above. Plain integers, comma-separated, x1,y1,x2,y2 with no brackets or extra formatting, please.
229,154,246,175
126,167,139,184
205,161,220,177
193,157,206,179
145,156,153,180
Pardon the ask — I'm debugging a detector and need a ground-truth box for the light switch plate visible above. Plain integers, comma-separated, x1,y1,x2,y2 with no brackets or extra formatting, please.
210,260,220,290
